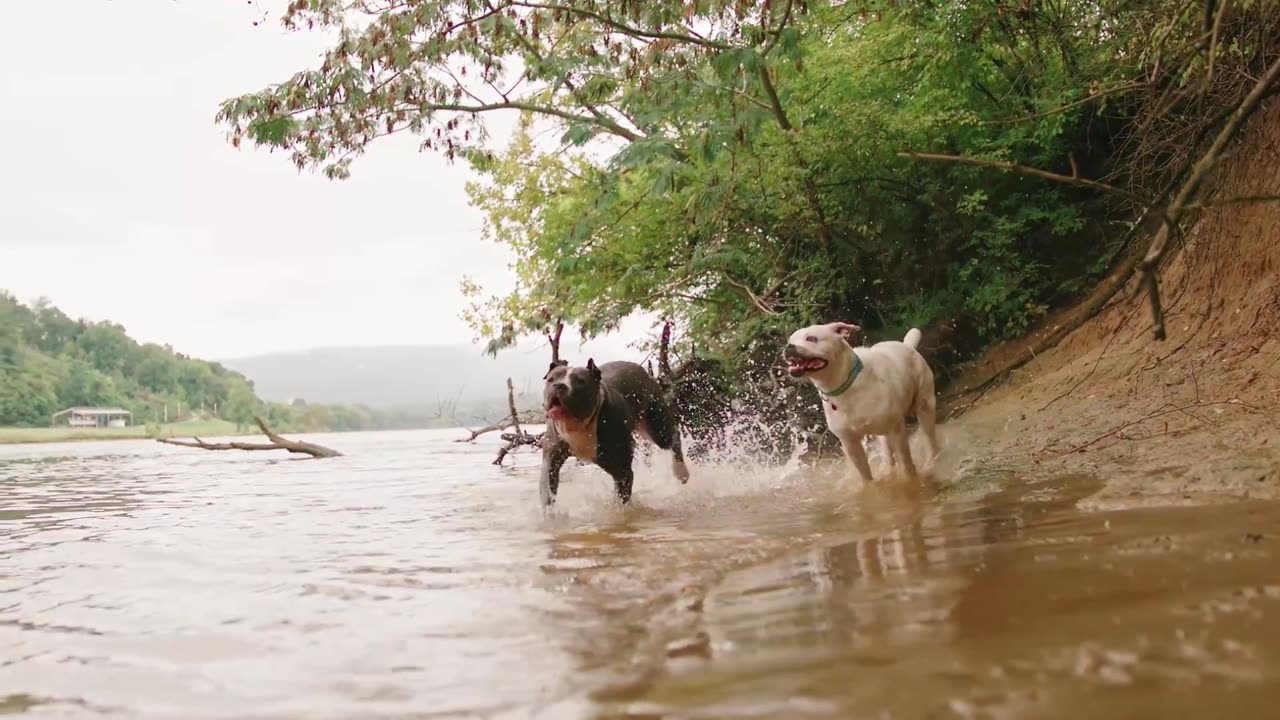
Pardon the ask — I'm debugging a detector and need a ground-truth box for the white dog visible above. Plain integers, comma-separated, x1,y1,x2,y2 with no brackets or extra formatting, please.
784,322,938,485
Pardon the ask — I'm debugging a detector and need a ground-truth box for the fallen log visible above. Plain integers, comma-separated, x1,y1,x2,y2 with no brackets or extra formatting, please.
156,416,342,458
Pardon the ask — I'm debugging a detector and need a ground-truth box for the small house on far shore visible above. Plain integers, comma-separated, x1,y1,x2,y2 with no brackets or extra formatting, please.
51,407,133,428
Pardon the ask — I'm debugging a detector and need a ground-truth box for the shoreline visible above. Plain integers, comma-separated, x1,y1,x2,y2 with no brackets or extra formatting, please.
0,420,256,446
0,422,478,447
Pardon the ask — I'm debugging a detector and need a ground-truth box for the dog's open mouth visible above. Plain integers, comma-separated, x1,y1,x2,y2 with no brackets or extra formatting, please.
545,395,567,419
786,357,828,377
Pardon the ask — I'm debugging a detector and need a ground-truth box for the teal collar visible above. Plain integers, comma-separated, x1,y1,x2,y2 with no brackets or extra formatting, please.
817,355,863,399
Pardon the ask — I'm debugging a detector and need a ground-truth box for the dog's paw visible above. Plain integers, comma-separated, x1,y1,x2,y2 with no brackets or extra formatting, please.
673,459,691,484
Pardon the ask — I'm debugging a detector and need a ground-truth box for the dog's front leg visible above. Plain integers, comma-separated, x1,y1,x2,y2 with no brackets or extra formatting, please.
611,467,635,504
539,441,571,508
670,431,691,484
598,446,636,504
836,429,875,486
881,436,898,467
888,424,919,482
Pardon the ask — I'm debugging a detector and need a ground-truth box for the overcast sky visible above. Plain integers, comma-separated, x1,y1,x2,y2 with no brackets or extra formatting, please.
0,1,643,361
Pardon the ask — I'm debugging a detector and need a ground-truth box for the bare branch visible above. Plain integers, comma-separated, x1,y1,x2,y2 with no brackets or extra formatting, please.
1183,194,1280,211
980,81,1146,125
547,319,564,365
723,275,783,315
506,377,522,437
1137,53,1280,340
455,411,541,442
760,0,795,57
898,152,1150,204
1202,0,1231,94
508,1,733,50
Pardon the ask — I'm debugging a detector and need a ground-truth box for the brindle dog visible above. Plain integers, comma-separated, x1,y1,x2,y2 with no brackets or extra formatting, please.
539,358,690,507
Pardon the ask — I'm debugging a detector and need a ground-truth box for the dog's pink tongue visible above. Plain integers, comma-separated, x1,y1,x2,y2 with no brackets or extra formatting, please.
546,406,567,420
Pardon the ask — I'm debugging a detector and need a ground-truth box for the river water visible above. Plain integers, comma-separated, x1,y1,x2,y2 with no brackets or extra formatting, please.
2,428,1279,718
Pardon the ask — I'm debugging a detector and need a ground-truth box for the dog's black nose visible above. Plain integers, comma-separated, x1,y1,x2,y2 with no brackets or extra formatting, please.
783,344,799,357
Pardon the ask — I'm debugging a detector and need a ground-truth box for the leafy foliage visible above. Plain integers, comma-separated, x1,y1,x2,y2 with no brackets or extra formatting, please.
218,0,1280,384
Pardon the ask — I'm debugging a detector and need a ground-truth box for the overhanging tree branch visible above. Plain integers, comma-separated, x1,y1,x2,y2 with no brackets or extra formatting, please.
898,151,1150,204
508,1,733,50
902,51,1280,343
1136,52,1280,339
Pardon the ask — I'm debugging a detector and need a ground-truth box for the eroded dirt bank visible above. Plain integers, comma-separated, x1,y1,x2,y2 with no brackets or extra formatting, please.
944,98,1280,510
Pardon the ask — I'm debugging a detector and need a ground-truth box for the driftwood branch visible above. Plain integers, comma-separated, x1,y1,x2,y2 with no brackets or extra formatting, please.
506,378,522,437
493,376,542,465
454,411,541,442
494,430,542,465
157,416,341,458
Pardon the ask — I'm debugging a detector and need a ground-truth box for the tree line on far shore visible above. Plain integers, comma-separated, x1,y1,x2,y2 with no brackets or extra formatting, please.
0,293,496,432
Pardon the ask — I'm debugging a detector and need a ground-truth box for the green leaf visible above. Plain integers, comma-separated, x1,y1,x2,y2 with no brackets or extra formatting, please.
247,116,297,147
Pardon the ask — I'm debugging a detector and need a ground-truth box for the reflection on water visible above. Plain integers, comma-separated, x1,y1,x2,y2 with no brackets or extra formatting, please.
614,477,1280,719
2,430,1279,718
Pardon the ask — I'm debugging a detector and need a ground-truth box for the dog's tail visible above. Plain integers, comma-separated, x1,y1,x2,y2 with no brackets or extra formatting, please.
903,328,923,349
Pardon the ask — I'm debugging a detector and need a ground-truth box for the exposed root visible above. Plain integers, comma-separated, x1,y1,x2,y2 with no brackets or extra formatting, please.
1043,400,1261,456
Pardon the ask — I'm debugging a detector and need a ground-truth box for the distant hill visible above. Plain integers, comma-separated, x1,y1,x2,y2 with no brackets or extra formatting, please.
1,292,264,428
221,345,562,409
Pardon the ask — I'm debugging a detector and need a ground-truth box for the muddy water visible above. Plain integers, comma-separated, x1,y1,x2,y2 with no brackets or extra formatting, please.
2,429,1279,718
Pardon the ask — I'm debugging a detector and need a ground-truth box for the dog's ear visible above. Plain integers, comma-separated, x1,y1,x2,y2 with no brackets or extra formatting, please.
586,358,602,381
542,359,568,380
829,322,861,339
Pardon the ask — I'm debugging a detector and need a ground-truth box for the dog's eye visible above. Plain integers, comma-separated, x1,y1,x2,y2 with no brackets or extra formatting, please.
805,336,818,343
